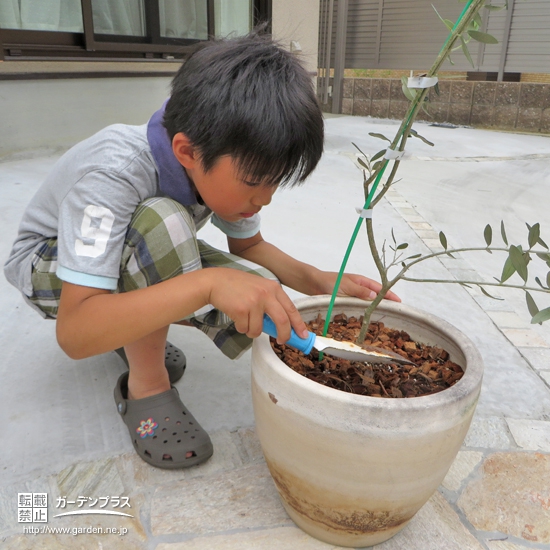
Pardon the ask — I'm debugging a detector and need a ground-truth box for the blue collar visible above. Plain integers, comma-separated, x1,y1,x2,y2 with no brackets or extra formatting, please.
147,102,198,206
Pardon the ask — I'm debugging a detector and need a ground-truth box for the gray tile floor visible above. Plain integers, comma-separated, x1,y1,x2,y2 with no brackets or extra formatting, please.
1,115,549,549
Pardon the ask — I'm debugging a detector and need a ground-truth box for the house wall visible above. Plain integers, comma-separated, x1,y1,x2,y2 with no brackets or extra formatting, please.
272,0,320,77
319,0,550,75
0,0,321,160
0,72,173,160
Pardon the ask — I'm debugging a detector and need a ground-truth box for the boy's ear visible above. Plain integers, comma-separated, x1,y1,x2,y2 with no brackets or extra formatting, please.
172,133,198,169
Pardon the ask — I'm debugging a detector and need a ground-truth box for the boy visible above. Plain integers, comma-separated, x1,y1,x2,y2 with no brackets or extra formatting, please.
4,32,398,470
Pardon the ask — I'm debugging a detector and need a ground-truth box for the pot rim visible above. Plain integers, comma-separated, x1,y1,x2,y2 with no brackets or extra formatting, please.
254,296,484,411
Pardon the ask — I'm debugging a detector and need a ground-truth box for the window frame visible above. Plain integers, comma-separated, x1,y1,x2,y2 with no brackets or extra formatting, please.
0,0,271,62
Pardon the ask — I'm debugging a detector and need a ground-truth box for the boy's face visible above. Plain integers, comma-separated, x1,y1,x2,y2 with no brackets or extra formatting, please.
172,133,277,222
186,156,277,223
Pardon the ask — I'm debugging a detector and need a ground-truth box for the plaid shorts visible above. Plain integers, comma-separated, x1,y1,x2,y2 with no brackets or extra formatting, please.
29,197,276,359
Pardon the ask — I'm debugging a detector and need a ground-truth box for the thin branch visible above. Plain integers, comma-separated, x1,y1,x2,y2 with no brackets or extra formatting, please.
400,276,549,294
371,158,402,207
361,0,487,210
401,246,545,271
366,219,388,286
351,0,538,342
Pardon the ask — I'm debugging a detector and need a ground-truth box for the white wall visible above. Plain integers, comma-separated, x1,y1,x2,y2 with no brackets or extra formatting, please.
271,0,320,76
0,0,322,160
0,76,172,160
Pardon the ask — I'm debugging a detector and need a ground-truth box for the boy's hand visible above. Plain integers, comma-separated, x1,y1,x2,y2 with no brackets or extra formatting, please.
316,272,401,302
205,268,308,344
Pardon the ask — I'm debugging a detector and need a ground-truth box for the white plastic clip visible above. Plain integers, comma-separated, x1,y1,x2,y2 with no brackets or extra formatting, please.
355,207,373,219
407,75,438,89
384,148,405,160
290,40,302,53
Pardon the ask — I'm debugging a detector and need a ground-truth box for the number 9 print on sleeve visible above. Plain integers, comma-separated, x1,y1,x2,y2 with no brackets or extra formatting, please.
75,205,115,258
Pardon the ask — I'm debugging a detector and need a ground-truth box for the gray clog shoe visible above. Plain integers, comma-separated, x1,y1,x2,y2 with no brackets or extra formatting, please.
114,372,213,469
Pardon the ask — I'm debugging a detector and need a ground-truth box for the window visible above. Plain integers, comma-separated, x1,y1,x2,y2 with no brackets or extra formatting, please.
0,0,271,60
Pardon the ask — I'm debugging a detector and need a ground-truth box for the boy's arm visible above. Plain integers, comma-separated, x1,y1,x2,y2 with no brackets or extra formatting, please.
228,232,400,302
56,267,307,359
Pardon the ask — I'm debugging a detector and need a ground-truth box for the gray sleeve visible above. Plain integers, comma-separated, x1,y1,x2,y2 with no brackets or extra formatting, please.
56,169,148,290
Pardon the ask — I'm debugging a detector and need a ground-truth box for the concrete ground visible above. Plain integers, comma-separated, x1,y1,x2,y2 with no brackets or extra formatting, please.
1,115,549,549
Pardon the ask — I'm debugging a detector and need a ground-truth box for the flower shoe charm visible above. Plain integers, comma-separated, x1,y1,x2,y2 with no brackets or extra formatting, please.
136,418,158,438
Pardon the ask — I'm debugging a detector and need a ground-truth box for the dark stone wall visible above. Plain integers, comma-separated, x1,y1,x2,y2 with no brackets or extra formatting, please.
323,78,550,134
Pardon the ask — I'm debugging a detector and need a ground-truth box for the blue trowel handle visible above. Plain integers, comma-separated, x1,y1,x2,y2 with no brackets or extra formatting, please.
262,314,316,354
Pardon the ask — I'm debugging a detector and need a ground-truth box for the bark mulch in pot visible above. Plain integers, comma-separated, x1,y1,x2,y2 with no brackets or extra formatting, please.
270,313,464,398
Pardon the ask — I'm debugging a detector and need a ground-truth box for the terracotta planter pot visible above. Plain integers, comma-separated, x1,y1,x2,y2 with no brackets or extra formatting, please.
251,296,483,547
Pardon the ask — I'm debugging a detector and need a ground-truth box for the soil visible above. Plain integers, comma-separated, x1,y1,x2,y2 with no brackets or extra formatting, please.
271,313,464,398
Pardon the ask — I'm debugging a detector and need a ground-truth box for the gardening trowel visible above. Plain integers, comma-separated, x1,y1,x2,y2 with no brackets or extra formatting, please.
262,315,413,365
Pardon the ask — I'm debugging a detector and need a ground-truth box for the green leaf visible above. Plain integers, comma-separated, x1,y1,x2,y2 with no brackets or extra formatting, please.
370,149,386,162
372,160,384,172
500,256,516,283
479,286,504,300
484,224,492,247
405,253,422,260
357,157,370,171
451,43,464,55
528,223,541,249
547,271,550,288
538,236,549,249
460,35,475,67
443,19,455,30
525,291,539,318
432,5,455,31
459,282,472,288
400,76,417,102
369,132,391,142
468,30,499,44
535,277,549,291
439,231,448,250
485,4,505,11
391,228,397,244
501,220,508,245
473,13,483,29
396,243,409,250
509,245,528,282
531,307,550,325
434,82,440,96
352,142,368,157
536,252,550,262
409,129,435,146
421,102,433,118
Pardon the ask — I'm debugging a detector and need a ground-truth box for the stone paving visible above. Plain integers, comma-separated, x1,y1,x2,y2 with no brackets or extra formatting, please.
1,115,550,549
2,425,549,549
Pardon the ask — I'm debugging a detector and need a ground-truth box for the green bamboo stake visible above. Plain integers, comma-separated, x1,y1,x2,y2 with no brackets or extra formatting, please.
320,0,478,346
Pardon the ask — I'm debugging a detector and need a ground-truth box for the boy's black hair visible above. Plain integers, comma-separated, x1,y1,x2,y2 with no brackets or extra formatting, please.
163,29,324,187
